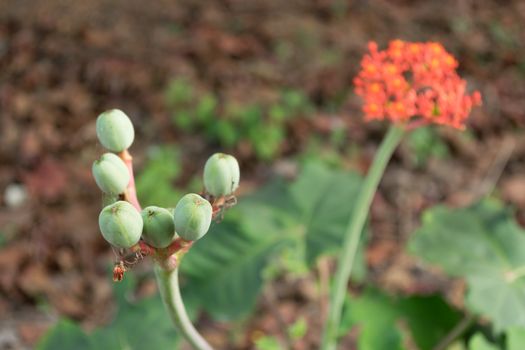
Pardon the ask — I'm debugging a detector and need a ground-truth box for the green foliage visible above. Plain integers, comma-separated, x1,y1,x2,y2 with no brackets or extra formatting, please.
406,126,449,167
253,317,307,350
180,162,366,319
409,199,525,332
338,290,461,350
507,328,525,350
288,317,308,340
469,333,499,350
165,78,313,160
37,320,92,350
255,335,285,350
37,275,179,350
136,146,182,208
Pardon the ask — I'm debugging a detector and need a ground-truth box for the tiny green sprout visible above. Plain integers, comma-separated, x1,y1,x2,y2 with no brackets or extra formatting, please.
203,153,240,197
141,206,176,248
173,193,212,241
99,201,143,249
92,153,130,195
96,109,135,152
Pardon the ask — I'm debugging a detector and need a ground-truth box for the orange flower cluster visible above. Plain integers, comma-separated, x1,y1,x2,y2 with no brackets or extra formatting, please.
354,40,482,129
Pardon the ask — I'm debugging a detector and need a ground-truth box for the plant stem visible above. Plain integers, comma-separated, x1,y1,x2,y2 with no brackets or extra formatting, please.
155,264,214,350
320,125,405,350
432,313,474,350
119,150,141,212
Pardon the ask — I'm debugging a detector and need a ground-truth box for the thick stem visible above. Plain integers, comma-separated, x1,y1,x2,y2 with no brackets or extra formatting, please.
320,125,405,350
154,265,214,350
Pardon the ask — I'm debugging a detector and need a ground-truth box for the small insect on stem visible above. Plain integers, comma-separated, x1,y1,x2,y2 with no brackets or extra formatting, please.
210,195,237,221
112,246,148,282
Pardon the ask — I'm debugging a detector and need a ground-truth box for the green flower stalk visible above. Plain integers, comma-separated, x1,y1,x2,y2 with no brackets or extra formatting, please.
155,266,213,350
320,125,404,349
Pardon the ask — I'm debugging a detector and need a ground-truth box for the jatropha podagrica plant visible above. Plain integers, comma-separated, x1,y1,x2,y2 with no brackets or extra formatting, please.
320,40,482,350
92,109,239,350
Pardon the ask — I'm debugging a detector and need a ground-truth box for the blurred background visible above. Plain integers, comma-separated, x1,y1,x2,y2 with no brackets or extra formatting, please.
1,0,525,349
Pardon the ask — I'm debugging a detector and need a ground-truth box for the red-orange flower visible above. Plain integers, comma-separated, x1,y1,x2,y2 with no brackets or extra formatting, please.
354,40,482,129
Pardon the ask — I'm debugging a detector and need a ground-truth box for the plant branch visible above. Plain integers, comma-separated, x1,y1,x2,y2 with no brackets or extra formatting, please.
320,125,405,350
155,265,214,350
119,149,142,212
432,313,474,350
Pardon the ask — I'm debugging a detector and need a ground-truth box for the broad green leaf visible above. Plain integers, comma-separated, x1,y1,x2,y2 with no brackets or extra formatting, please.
38,274,179,350
181,219,288,320
339,290,461,350
290,162,366,269
340,291,405,350
409,199,525,331
507,328,525,350
468,333,499,350
181,162,366,319
136,146,182,207
37,319,93,350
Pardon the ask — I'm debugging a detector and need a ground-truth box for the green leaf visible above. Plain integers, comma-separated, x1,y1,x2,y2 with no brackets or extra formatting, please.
181,162,366,319
468,333,499,350
255,335,285,350
136,146,182,208
288,317,308,340
409,199,525,331
37,319,93,350
340,291,405,350
290,162,364,267
507,328,525,350
38,274,179,350
406,126,449,167
181,219,288,320
397,295,462,349
339,290,461,350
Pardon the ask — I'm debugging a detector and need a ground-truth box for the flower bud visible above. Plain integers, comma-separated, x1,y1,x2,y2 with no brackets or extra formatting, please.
96,109,135,152
99,201,143,248
141,206,176,248
203,153,240,197
173,193,212,241
92,153,130,195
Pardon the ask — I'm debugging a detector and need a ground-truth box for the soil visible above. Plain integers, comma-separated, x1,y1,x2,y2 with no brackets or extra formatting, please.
1,0,525,349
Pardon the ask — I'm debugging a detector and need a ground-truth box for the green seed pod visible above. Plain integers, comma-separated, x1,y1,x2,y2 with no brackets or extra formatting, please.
203,153,240,197
92,153,130,195
173,193,212,241
141,206,176,248
96,109,135,152
99,201,143,248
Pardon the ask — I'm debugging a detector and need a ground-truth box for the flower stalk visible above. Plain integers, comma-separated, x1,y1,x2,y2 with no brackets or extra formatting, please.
320,125,405,350
155,265,214,350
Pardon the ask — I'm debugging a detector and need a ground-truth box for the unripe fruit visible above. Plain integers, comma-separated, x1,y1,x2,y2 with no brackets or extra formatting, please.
141,206,176,248
203,153,240,197
173,193,212,241
99,201,143,248
96,109,135,152
92,153,130,195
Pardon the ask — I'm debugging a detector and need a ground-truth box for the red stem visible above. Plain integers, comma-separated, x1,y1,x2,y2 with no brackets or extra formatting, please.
119,149,142,212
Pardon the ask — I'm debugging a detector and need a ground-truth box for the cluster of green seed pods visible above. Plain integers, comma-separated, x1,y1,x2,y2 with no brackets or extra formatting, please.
92,109,240,250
